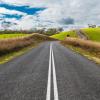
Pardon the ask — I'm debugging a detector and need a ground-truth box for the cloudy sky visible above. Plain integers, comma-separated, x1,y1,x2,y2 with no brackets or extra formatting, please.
0,0,100,30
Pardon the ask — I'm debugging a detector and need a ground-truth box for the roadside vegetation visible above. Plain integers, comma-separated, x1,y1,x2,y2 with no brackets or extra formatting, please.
0,33,55,56
0,33,55,63
61,42,100,64
63,37,100,50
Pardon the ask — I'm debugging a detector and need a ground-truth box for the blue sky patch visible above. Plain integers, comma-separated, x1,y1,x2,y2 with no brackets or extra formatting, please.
0,3,46,15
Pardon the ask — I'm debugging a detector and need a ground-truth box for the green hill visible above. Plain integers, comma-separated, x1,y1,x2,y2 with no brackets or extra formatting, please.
51,31,77,40
51,28,100,42
81,28,100,42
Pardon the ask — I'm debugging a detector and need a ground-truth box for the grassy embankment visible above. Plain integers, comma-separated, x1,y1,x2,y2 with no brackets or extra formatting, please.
0,33,55,64
51,28,100,64
61,38,100,64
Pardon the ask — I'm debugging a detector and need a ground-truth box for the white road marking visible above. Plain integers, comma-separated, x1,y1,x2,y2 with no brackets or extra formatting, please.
46,44,52,100
51,44,59,100
46,43,59,100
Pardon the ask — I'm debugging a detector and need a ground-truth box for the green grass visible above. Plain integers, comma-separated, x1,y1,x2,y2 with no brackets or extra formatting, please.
51,31,77,40
0,34,29,39
82,28,100,42
51,27,100,42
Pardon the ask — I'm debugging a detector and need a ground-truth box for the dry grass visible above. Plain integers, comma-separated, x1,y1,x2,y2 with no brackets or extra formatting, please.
61,37,100,64
63,37,100,51
0,33,55,56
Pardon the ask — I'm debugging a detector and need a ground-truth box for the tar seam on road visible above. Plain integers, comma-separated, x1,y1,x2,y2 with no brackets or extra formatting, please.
46,43,59,100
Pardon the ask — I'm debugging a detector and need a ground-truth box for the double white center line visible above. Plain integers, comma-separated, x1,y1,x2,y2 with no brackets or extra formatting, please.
46,43,59,100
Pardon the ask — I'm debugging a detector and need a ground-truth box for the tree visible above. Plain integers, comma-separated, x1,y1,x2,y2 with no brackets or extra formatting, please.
57,27,63,32
88,24,96,28
45,28,63,36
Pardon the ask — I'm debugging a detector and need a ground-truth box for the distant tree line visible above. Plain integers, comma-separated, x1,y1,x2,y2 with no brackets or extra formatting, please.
88,24,96,28
36,28,63,36
0,30,33,34
88,24,100,28
0,27,63,36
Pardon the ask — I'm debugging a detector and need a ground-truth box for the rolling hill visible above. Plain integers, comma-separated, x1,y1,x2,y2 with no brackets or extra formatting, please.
51,28,100,42
51,31,77,40
81,28,100,42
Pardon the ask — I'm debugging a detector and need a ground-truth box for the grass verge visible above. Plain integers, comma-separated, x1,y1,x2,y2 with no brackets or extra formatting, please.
0,33,55,56
64,37,100,50
0,43,38,64
0,33,55,64
61,40,100,64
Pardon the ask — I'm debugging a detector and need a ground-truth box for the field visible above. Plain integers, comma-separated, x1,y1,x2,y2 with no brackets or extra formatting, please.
51,31,77,40
0,34,29,39
82,28,100,42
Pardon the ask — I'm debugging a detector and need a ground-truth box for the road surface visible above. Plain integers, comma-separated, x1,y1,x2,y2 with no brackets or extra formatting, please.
0,42,100,100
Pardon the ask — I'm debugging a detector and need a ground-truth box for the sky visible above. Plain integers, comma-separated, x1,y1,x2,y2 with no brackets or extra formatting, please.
0,0,100,30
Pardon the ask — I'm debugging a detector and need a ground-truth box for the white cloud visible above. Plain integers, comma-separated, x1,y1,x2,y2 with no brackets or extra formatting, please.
15,15,37,30
0,0,49,7
1,0,100,30
0,7,27,16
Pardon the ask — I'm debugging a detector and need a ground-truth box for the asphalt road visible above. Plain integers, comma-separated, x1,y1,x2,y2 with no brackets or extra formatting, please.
0,42,100,100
